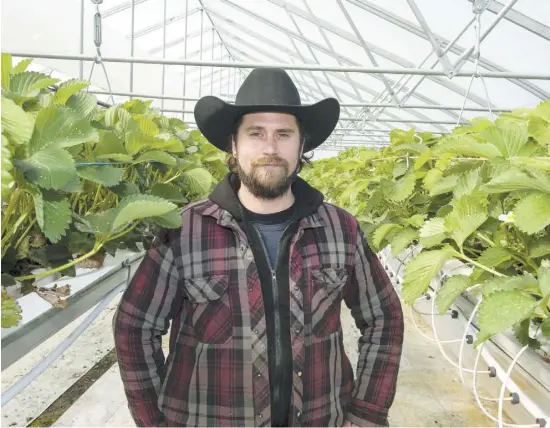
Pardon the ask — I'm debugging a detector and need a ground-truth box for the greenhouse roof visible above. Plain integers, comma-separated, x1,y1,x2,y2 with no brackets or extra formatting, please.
3,0,550,154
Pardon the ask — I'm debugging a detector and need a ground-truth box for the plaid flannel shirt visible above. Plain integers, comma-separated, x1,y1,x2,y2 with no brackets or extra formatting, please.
113,198,404,427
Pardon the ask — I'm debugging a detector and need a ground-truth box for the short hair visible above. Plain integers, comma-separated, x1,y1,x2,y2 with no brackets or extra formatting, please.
227,114,313,174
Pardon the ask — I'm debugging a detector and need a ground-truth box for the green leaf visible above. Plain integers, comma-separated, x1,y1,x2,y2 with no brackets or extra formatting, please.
530,241,550,259
402,246,458,304
124,131,158,155
429,174,458,197
133,150,177,166
419,217,447,248
434,134,502,159
509,156,550,171
403,214,426,228
539,266,550,297
109,181,140,198
1,53,12,89
80,209,117,235
528,117,550,146
150,183,187,203
444,195,488,250
77,166,125,187
480,167,550,194
476,246,513,269
1,96,34,145
436,275,471,314
389,172,416,202
454,168,482,199
151,210,183,228
33,189,72,243
481,273,538,296
15,146,76,190
66,92,97,118
414,148,433,170
1,273,16,286
181,167,213,195
8,71,59,101
94,131,127,157
1,291,22,328
389,227,419,257
112,194,177,232
540,319,550,340
137,115,160,136
28,106,99,154
477,290,537,340
53,79,90,105
423,168,443,192
13,58,33,74
513,319,540,350
373,224,402,250
482,123,528,157
514,192,550,235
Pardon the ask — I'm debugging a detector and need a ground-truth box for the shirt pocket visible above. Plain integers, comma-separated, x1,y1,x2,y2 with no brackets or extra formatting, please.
184,275,233,345
309,267,349,338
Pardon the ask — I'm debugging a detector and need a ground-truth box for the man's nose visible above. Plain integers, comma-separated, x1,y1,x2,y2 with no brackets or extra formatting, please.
263,134,278,154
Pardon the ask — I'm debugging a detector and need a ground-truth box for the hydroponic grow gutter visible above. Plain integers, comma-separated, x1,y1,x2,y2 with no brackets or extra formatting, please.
1,252,144,371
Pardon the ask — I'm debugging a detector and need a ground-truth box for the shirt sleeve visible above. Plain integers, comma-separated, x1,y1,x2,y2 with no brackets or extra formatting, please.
112,229,184,427
343,225,405,427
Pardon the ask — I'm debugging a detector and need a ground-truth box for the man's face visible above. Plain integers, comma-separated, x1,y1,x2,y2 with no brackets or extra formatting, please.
232,111,303,200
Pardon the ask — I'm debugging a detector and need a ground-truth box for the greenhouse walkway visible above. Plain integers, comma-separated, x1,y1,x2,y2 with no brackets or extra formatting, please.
2,292,504,428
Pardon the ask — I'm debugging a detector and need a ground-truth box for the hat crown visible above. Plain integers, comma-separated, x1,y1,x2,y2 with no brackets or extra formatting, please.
235,68,301,107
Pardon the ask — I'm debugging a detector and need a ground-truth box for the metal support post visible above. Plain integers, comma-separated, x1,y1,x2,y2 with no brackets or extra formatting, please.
80,0,85,79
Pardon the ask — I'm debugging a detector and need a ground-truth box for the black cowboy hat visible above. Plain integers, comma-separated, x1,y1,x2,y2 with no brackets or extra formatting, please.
193,67,340,153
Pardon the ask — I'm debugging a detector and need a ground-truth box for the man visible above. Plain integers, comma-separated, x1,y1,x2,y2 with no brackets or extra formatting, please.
113,68,404,427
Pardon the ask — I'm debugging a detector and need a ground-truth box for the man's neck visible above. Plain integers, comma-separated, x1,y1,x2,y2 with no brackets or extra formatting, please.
238,185,295,214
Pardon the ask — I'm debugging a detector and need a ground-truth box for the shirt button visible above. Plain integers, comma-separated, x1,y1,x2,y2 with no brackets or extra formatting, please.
254,329,259,334
258,413,263,419
295,327,301,334
257,373,261,377
294,285,299,292
297,411,301,417
248,286,253,292
297,371,302,377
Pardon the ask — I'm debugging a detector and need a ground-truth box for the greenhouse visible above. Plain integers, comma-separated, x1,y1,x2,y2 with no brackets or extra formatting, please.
1,0,549,426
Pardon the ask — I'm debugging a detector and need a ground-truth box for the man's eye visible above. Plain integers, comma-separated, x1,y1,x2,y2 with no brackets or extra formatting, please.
279,133,290,138
250,132,261,137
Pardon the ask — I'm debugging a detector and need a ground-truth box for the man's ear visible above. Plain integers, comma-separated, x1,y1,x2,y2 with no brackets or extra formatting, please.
231,137,237,157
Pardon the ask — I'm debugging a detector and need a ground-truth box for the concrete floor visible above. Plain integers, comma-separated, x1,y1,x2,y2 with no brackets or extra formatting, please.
2,298,502,427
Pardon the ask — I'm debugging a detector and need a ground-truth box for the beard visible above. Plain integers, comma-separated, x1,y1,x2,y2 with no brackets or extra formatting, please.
236,155,299,200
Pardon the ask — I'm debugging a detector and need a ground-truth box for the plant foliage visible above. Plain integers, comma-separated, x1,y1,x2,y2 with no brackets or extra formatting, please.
302,101,550,352
1,54,229,327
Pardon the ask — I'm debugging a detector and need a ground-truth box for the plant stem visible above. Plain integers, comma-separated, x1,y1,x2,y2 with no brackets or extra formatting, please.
14,218,37,250
163,172,181,184
14,244,102,281
458,253,507,277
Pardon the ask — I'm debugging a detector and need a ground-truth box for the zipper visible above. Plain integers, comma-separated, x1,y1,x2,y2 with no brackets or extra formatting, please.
253,222,294,413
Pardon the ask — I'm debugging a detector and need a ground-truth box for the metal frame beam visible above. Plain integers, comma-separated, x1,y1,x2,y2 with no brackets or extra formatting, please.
264,0,496,110
467,0,550,41
127,8,201,39
347,0,550,100
404,0,453,75
453,0,520,73
103,0,148,18
207,8,452,129
10,52,550,80
148,28,207,55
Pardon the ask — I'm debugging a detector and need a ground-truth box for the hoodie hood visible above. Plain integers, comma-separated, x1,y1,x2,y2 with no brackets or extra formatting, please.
209,173,324,222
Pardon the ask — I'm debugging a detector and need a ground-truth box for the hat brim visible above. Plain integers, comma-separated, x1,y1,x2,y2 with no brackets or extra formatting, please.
193,96,340,153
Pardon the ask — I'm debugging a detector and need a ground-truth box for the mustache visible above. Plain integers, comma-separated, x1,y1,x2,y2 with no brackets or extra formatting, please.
252,156,288,167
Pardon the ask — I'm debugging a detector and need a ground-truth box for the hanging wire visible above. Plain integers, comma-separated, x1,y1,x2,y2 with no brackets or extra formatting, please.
87,2,115,105
457,5,495,126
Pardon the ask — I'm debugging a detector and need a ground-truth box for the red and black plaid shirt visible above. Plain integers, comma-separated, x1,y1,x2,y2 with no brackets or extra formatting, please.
113,198,404,427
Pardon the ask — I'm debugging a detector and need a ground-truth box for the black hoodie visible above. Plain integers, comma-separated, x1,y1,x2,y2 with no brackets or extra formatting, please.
209,173,324,426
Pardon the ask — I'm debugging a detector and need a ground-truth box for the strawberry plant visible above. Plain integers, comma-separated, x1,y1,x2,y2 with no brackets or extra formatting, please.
302,101,550,354
1,53,228,327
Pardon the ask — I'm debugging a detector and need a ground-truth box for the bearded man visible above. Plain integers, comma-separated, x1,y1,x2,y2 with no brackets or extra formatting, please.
113,67,404,427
